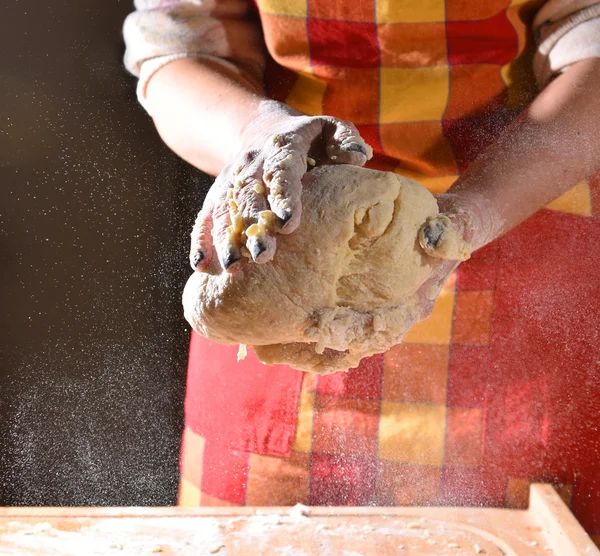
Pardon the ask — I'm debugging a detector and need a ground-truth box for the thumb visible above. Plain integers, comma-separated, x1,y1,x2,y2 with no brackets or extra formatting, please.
418,215,472,261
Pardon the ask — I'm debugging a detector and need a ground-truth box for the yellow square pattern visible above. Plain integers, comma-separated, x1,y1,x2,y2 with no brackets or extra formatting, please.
546,180,592,216
376,0,445,23
257,0,306,17
381,66,449,123
379,401,446,465
403,289,455,345
178,478,201,506
292,391,315,452
286,71,326,116
180,428,205,485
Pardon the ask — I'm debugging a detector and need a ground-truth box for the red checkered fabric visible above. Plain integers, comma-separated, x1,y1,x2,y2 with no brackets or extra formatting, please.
260,0,539,187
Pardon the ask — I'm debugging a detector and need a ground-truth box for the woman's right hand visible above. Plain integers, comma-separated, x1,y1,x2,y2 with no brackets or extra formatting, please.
189,101,373,273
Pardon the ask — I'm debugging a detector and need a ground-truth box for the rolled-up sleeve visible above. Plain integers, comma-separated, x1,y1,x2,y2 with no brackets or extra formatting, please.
123,0,266,112
533,0,600,87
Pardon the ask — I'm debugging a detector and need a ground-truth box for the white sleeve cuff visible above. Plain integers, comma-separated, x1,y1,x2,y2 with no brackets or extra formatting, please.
534,4,600,87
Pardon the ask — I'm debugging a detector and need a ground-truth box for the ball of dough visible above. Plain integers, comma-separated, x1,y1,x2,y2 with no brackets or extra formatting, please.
183,164,441,374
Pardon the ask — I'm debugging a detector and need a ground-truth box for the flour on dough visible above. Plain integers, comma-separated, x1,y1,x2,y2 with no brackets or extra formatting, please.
183,164,447,374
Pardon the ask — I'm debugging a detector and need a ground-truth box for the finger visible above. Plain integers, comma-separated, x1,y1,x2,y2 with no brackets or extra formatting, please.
324,118,373,166
262,132,308,234
245,211,278,263
212,187,243,272
246,226,277,263
233,172,278,263
189,198,215,272
418,215,472,261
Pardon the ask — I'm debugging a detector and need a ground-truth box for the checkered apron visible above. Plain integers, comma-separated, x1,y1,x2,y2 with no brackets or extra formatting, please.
178,0,600,542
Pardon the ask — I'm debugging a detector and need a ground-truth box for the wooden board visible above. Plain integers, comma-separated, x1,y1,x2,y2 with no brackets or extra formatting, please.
0,484,597,555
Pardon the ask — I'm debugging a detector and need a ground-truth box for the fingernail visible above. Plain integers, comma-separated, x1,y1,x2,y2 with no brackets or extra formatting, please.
423,221,445,248
249,238,268,262
277,207,293,226
342,142,367,156
222,249,241,270
191,251,204,270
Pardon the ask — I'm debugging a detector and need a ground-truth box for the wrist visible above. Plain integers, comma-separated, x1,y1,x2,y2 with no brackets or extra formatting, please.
238,100,303,152
436,192,504,251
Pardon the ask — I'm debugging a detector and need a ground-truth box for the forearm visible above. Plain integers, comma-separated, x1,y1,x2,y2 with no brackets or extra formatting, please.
448,57,600,249
145,58,296,176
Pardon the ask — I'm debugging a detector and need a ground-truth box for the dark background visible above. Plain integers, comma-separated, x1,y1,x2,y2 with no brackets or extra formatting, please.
0,1,210,505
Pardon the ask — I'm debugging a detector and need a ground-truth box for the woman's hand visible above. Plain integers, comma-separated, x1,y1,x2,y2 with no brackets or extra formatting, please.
412,57,600,325
413,192,499,322
190,101,373,272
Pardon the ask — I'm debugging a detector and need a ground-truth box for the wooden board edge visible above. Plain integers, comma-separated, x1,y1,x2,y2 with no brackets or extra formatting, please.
529,483,600,555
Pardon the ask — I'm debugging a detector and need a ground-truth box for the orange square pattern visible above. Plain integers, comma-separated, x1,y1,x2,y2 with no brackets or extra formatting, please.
318,66,380,124
378,23,447,67
446,0,510,21
312,396,380,457
444,407,483,467
260,13,310,71
445,64,507,120
506,477,531,509
246,452,311,505
383,344,449,404
376,462,441,505
380,122,458,176
452,290,494,346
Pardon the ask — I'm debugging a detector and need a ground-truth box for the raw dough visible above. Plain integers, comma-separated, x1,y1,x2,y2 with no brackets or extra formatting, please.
183,164,445,374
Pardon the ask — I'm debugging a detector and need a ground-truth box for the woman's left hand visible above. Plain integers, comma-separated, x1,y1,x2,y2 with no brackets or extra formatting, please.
411,193,499,323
